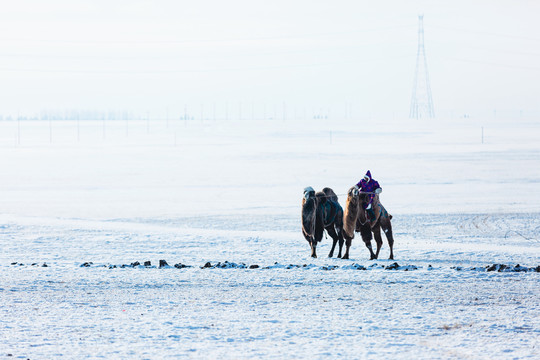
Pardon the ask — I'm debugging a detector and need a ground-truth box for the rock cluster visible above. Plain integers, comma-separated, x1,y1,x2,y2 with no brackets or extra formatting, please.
8,261,540,272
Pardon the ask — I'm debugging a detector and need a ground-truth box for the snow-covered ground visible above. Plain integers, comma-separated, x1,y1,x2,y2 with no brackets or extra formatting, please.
1,116,539,359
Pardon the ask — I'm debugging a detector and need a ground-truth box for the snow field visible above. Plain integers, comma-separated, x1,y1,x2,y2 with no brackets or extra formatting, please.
1,116,539,359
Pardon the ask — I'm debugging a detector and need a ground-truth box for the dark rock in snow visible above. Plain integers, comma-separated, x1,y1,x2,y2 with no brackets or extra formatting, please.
487,264,507,272
202,262,212,268
144,261,152,267
131,261,141,267
42,263,48,267
213,261,247,269
159,260,169,268
174,263,190,269
385,262,400,270
484,263,539,272
249,265,259,269
402,265,418,271
80,262,93,267
349,263,367,270
512,264,528,272
321,265,338,271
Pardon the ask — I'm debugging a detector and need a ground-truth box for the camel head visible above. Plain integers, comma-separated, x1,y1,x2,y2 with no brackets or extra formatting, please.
343,186,361,239
301,186,319,239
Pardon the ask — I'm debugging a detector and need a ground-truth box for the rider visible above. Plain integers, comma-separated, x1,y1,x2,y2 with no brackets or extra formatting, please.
354,170,382,209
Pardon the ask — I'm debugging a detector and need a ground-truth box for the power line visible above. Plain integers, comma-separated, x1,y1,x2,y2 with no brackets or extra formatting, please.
445,57,540,72
0,54,414,74
429,41,540,58
0,25,415,45
0,42,416,60
431,25,540,43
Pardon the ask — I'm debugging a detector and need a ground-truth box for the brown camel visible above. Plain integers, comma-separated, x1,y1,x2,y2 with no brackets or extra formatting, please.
342,186,394,260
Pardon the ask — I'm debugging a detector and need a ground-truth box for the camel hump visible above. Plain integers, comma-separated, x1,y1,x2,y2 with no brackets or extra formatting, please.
321,187,338,202
315,191,327,204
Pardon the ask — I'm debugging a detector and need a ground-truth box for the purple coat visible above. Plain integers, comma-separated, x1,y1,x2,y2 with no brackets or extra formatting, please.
356,170,381,207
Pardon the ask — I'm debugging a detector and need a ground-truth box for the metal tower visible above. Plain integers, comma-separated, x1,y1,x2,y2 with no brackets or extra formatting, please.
410,15,435,119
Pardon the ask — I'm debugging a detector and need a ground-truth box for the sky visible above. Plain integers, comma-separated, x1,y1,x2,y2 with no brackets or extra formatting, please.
1,0,539,119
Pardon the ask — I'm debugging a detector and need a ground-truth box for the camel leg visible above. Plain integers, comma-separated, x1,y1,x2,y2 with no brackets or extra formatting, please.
326,226,339,258
342,236,352,259
303,232,314,258
372,225,383,260
381,219,395,260
334,210,345,258
359,223,376,260
363,240,376,260
337,233,344,259
311,213,324,259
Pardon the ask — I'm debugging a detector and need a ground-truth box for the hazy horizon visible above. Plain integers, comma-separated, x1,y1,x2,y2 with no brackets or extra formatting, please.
2,0,540,119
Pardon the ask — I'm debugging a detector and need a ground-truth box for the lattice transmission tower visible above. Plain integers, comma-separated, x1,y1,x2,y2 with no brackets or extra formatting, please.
410,15,435,119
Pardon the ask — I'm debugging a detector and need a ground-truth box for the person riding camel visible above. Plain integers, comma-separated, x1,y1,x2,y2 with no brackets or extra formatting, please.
353,170,382,210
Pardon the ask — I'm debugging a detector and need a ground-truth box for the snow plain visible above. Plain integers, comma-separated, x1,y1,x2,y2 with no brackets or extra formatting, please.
1,115,539,359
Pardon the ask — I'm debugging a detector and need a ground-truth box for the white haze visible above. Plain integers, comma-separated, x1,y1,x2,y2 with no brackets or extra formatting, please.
1,0,540,118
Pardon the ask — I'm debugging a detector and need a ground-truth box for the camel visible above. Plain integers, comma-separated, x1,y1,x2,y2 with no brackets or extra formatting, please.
301,187,345,258
342,186,394,260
